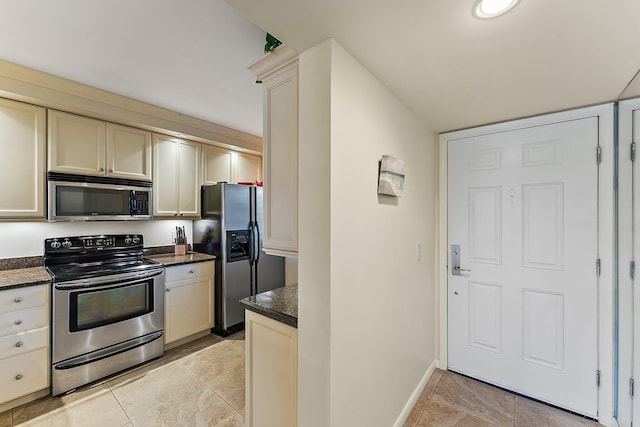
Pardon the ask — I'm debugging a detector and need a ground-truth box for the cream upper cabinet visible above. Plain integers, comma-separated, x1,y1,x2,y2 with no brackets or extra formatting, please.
202,145,233,185
178,140,201,216
152,133,201,218
235,152,262,183
257,59,299,257
0,98,46,219
106,123,152,180
202,145,262,185
48,110,152,180
48,110,105,176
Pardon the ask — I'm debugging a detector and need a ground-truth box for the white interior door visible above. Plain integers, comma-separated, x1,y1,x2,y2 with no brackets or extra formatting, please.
447,117,600,417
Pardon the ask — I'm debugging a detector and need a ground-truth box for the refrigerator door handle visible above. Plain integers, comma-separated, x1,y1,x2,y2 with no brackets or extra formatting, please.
254,222,261,263
248,222,255,263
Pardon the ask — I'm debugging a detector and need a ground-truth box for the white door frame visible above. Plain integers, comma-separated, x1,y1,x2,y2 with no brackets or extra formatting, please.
436,103,615,427
617,98,640,427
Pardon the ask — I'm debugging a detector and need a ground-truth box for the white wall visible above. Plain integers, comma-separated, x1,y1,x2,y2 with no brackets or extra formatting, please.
298,39,438,427
298,39,333,427
0,220,192,258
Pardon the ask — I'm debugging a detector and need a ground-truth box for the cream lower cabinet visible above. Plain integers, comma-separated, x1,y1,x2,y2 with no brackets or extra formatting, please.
153,134,201,218
0,285,50,407
250,48,299,257
245,310,297,427
0,98,46,219
164,261,214,345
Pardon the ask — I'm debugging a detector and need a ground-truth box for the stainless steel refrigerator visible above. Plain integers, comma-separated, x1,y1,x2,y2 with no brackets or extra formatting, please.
193,183,285,336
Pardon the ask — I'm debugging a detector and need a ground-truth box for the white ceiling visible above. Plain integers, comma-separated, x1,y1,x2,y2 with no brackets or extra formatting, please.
2,1,640,136
0,0,266,136
227,0,640,132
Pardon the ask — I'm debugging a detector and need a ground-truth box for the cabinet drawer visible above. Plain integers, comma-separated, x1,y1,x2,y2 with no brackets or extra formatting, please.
0,326,48,360
165,261,214,283
0,347,49,404
0,285,48,314
0,307,48,337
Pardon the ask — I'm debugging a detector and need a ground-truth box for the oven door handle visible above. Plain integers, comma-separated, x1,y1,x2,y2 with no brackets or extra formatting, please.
53,330,164,370
54,269,163,290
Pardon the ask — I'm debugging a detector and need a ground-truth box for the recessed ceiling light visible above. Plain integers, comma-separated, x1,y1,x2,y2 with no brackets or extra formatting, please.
473,0,520,19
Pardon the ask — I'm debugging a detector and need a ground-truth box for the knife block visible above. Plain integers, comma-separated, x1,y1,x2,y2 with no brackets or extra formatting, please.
174,242,187,255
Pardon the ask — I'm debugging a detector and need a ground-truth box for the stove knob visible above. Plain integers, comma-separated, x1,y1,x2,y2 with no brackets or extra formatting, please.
132,237,140,244
50,241,61,250
124,237,133,245
62,240,72,249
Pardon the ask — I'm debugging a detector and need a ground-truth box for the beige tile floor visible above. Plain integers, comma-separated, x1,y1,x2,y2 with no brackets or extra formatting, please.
0,339,606,427
405,369,604,427
0,331,245,427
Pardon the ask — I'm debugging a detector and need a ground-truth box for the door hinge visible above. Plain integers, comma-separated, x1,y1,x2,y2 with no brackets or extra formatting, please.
632,142,637,162
631,377,635,397
596,258,601,277
632,261,636,281
596,370,601,388
596,146,602,164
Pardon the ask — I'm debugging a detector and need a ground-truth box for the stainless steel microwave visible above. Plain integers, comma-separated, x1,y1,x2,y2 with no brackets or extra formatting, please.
47,172,152,221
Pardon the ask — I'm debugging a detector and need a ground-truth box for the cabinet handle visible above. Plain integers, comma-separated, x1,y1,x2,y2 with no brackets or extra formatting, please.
15,374,23,381
166,288,171,292
14,319,22,325
174,213,178,216
189,269,194,274
99,167,105,172
14,297,23,303
15,341,23,348
179,213,184,216
109,168,114,173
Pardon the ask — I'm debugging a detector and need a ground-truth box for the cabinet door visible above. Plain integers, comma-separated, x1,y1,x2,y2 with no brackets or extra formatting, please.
262,62,298,256
203,145,232,185
0,99,46,219
235,152,262,183
178,140,201,217
164,277,213,344
152,134,179,216
245,310,298,427
106,124,151,180
48,110,106,176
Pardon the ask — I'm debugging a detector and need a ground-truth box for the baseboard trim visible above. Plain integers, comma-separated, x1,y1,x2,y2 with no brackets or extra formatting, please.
393,359,439,427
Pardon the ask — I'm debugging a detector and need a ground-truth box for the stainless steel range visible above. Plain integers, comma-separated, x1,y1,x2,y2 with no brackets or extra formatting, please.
44,234,164,396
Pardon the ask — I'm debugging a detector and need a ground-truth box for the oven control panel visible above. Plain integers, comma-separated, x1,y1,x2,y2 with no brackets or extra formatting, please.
83,237,115,248
45,234,144,253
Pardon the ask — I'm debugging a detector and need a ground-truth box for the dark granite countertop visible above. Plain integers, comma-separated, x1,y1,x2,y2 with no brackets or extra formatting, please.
145,252,216,267
0,267,51,290
240,284,298,328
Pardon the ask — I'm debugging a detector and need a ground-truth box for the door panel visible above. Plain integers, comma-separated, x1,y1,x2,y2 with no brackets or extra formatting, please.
223,184,251,232
448,117,599,417
222,259,252,330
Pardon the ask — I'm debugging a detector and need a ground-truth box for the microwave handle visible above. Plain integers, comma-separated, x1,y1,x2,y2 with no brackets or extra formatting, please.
129,191,136,214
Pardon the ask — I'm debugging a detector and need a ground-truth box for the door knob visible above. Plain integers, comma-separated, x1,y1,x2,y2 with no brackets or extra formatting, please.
451,244,472,276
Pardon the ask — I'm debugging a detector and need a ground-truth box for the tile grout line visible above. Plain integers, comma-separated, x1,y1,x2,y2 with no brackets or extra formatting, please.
180,353,247,416
105,381,134,427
